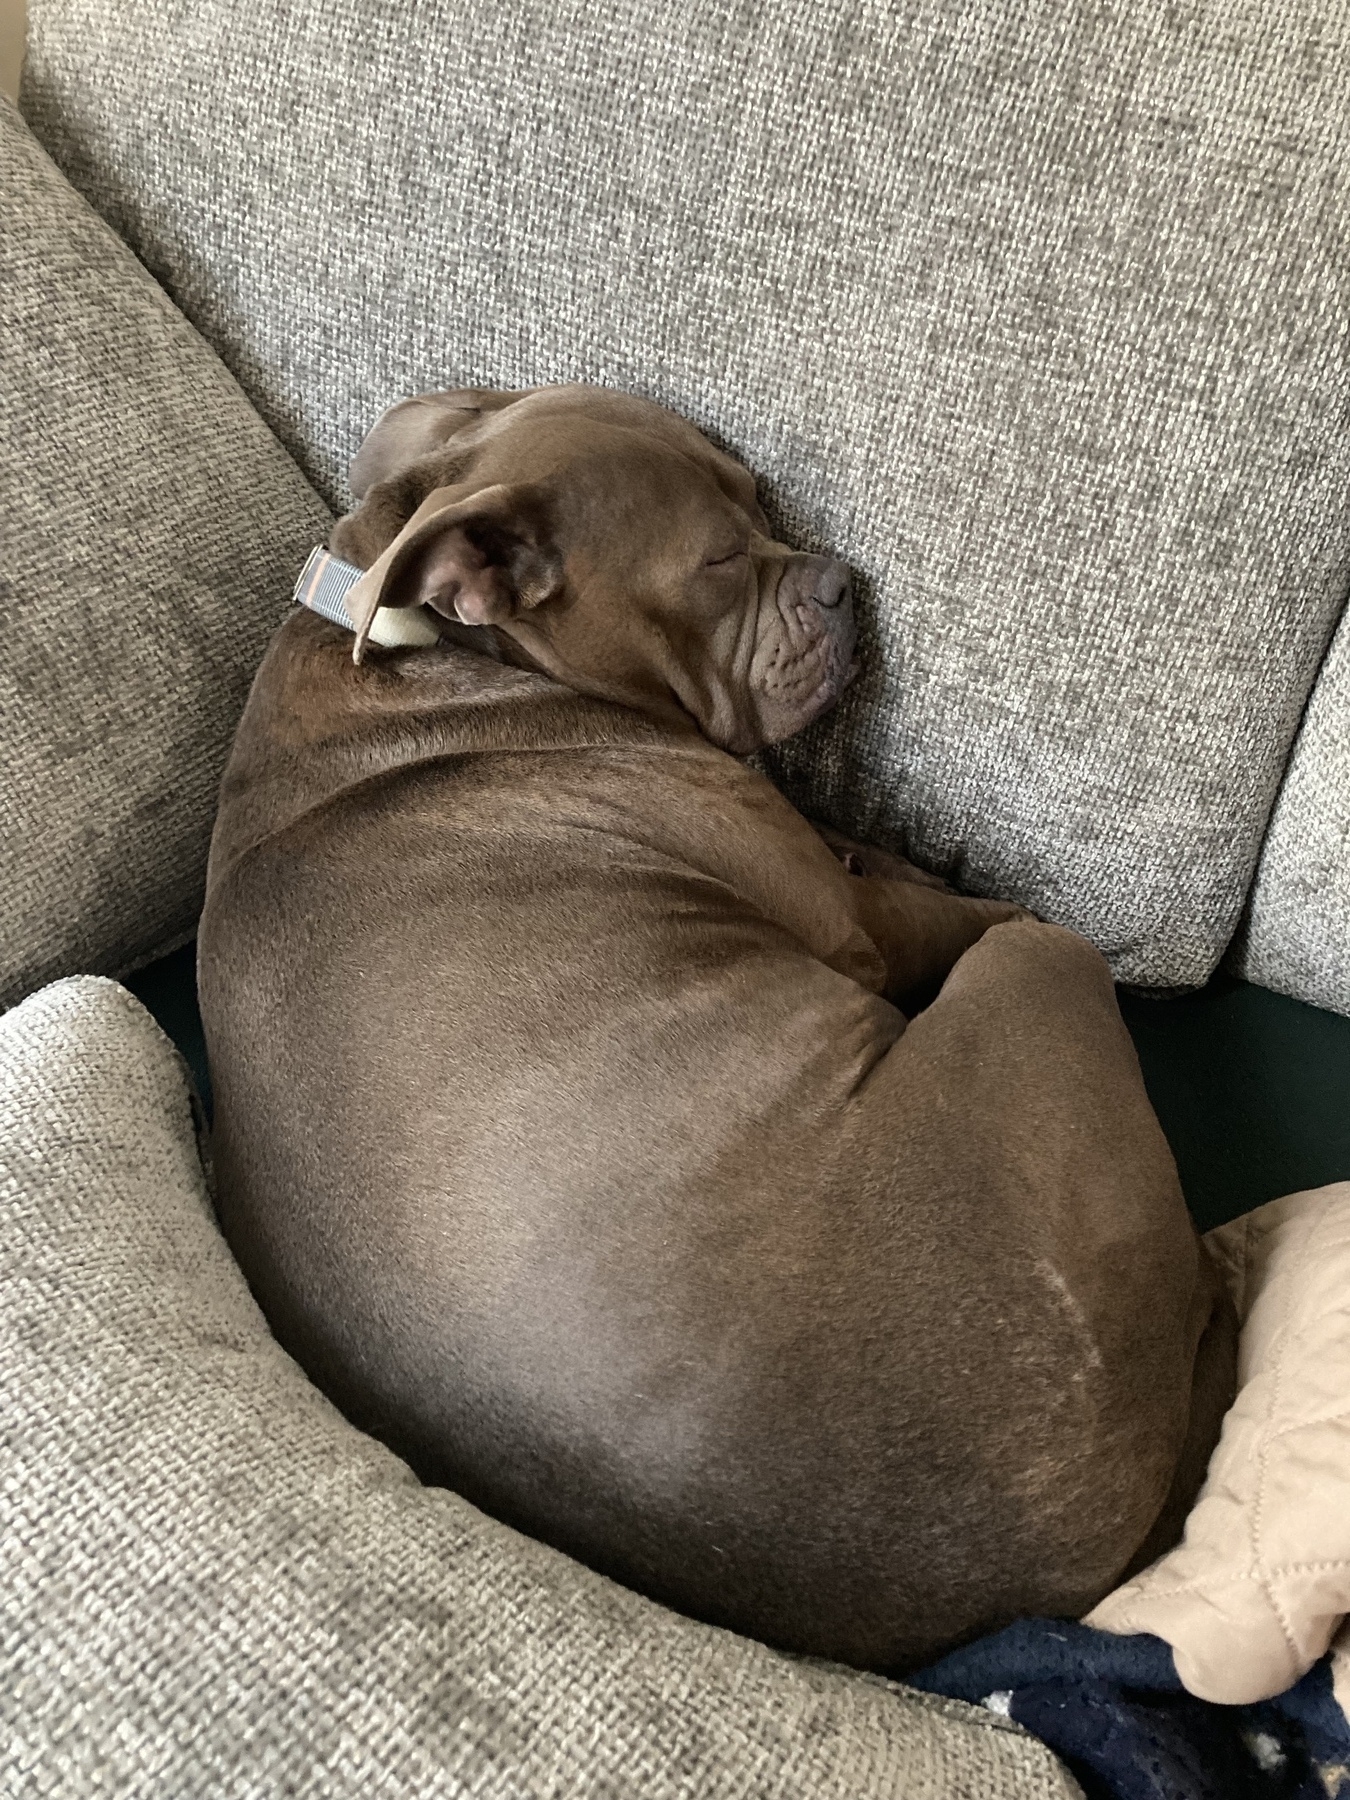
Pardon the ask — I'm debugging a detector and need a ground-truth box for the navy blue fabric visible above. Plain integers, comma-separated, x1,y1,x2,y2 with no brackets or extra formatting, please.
911,1620,1349,1800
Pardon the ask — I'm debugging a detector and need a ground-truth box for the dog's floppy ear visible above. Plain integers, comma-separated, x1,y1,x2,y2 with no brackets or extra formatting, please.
345,483,562,663
349,389,532,499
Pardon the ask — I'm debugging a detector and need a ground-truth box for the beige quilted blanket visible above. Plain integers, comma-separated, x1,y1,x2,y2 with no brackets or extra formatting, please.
1088,1182,1350,1724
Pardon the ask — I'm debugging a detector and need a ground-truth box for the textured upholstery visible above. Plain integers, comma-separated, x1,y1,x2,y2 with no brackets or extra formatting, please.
0,976,1080,1799
0,95,332,1010
1231,611,1350,1016
21,0,1350,988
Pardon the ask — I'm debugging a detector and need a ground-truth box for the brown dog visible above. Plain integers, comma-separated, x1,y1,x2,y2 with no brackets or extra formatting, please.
199,385,1233,1671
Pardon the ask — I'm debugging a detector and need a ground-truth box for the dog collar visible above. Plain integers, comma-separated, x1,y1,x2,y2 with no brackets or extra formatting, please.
293,547,442,650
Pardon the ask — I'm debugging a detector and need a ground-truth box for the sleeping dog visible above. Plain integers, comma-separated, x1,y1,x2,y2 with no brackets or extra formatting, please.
199,385,1234,1669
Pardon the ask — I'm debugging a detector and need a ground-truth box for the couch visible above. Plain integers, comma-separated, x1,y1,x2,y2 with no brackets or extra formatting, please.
2,1,1347,1792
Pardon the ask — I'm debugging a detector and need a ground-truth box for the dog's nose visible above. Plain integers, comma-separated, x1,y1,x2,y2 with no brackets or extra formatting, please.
783,554,853,611
815,558,852,610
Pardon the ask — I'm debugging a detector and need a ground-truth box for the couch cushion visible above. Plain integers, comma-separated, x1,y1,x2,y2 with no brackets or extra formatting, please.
0,95,332,1011
1229,610,1350,1016
21,0,1350,988
0,975,1078,1799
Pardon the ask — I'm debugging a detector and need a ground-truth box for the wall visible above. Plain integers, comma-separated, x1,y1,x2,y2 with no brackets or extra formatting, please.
2,0,24,99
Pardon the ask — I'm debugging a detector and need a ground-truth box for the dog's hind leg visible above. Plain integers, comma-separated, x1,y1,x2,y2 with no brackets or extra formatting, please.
831,917,1235,1658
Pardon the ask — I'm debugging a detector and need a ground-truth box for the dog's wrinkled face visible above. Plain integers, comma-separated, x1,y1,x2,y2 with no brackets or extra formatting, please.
332,386,857,753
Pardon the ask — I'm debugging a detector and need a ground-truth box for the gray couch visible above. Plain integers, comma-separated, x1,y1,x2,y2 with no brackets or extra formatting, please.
2,1,1348,1792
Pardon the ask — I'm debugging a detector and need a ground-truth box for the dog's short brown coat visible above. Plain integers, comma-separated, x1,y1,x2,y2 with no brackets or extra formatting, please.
200,386,1233,1670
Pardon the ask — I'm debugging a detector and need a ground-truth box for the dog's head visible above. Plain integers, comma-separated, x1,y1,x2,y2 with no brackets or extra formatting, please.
332,386,857,754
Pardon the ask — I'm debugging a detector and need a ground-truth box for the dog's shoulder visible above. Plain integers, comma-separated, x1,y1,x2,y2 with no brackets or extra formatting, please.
207,609,669,893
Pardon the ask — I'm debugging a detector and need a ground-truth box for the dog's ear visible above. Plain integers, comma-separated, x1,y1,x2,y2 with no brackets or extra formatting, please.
345,483,562,662
349,389,532,499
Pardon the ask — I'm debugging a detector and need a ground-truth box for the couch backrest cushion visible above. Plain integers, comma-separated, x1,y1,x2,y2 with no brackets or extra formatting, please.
0,974,1080,1800
1229,615,1350,1017
21,1,1350,989
0,95,331,1010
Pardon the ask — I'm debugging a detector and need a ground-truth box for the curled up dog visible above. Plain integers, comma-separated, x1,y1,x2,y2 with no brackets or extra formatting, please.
198,385,1235,1670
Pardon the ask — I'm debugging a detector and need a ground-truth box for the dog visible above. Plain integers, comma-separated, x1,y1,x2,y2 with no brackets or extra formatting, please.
199,385,1234,1670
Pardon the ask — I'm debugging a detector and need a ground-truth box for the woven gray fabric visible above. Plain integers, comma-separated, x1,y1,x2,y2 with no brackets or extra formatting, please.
21,0,1350,987
0,977,1079,1800
1230,614,1350,1016
0,96,332,1010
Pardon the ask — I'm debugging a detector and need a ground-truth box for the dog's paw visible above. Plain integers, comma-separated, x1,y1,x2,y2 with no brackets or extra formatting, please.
817,824,951,890
981,900,1039,925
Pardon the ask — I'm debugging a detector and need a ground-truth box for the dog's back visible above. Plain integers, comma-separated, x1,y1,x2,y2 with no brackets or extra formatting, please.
202,609,1232,1670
